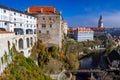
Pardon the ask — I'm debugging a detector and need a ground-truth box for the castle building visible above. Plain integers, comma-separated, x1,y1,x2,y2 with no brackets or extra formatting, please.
67,27,94,42
0,6,37,57
98,15,103,28
0,31,15,73
91,15,106,37
27,6,67,49
74,28,94,41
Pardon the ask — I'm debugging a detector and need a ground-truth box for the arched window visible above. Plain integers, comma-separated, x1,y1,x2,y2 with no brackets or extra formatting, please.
26,38,29,48
20,51,24,55
19,38,23,49
30,37,33,46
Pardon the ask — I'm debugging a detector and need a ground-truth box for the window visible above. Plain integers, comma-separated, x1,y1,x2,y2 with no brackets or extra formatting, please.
43,17,45,20
20,24,22,27
4,10,6,13
42,24,46,28
4,22,7,25
47,30,49,34
49,17,51,20
14,18,16,21
14,23,16,26
39,30,41,33
37,24,38,27
50,24,52,28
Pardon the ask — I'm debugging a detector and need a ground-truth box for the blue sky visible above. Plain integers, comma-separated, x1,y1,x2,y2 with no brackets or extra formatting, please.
1,0,120,27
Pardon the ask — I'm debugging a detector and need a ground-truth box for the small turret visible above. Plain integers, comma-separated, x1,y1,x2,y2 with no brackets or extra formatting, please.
98,15,104,28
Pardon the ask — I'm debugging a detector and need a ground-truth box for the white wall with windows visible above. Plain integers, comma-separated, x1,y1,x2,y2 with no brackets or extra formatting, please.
0,6,37,58
0,7,37,35
74,30,94,42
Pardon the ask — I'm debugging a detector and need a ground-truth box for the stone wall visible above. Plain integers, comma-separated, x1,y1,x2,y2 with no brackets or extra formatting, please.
37,14,63,49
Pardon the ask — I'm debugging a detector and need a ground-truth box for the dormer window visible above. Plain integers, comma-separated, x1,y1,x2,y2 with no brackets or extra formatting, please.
4,10,6,13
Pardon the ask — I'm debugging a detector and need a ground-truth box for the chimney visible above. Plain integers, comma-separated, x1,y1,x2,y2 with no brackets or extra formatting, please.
27,8,29,13
41,8,43,13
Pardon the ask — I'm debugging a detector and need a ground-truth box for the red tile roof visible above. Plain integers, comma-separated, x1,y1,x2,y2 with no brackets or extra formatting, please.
67,28,93,32
67,28,77,31
77,28,93,31
28,6,60,14
0,31,15,34
91,27,106,31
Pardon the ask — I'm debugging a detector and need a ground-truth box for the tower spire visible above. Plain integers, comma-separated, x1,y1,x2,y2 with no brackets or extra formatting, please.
98,15,104,28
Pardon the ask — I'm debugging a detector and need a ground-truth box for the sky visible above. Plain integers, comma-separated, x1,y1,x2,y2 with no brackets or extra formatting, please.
1,0,120,28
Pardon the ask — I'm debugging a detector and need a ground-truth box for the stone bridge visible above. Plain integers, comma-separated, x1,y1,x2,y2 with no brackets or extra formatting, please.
12,34,37,57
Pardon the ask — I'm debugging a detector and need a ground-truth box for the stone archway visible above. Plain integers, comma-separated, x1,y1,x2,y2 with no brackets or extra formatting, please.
19,38,23,49
26,38,30,48
20,51,24,55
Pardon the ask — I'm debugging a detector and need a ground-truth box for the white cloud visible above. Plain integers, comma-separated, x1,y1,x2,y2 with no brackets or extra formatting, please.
65,11,120,28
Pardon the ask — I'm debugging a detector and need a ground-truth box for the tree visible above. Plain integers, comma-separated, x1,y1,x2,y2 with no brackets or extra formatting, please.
106,40,116,54
38,48,50,68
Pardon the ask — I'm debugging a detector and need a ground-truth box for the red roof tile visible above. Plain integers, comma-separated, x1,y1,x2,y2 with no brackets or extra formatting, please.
0,31,15,34
91,27,106,31
28,6,59,14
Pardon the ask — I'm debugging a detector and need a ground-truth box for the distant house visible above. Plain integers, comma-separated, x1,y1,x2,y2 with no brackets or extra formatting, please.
74,28,94,42
67,27,94,42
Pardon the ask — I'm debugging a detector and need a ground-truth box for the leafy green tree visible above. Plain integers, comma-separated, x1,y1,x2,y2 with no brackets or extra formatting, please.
106,40,116,54
38,48,50,68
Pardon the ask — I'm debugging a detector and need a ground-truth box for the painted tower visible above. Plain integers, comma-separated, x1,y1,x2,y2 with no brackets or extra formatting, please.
98,15,104,28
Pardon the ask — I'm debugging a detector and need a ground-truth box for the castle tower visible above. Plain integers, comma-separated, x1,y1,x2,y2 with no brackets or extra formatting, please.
98,15,104,28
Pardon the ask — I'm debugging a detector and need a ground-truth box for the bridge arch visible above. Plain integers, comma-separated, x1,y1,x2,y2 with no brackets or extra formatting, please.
26,38,30,48
20,51,24,54
30,37,33,46
19,38,24,49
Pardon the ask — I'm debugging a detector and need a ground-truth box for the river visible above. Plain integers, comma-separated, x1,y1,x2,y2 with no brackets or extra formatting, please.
76,51,107,80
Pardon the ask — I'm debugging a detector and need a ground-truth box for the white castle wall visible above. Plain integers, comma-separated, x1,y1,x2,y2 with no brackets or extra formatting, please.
0,33,15,73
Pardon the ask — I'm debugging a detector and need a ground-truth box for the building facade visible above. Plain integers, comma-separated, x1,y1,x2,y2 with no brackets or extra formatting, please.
67,27,94,42
27,6,67,49
91,15,106,37
74,28,94,42
0,31,15,73
0,6,37,57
